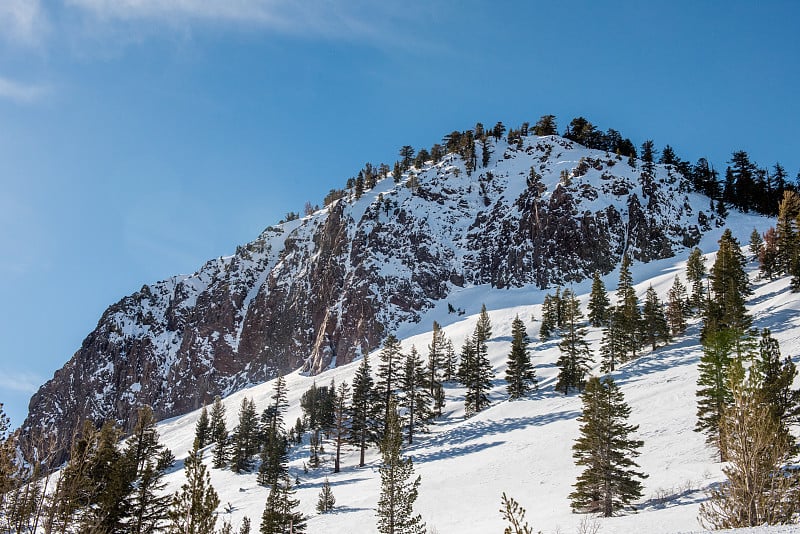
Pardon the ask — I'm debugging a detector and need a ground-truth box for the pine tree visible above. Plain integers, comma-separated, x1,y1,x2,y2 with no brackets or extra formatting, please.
260,476,306,534
695,328,737,459
375,334,404,440
442,338,457,382
686,247,707,312
599,309,625,373
80,420,132,533
210,396,228,469
332,381,350,473
665,276,689,336
641,285,669,351
168,439,219,534
375,401,426,534
231,398,259,473
505,315,537,399
125,406,173,534
239,517,252,534
349,355,375,467
460,307,495,415
0,404,17,519
499,493,537,534
258,377,290,487
195,404,211,449
616,255,642,361
775,190,799,275
587,271,611,327
759,227,779,279
539,294,556,341
555,290,592,394
399,347,433,445
748,228,764,261
570,376,647,517
532,114,557,136
703,229,751,340
752,328,800,437
316,477,336,514
427,321,446,414
699,376,797,528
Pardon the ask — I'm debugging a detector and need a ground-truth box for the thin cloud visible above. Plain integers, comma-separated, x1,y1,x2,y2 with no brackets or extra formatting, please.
0,0,48,47
0,77,50,104
0,371,42,394
65,0,417,45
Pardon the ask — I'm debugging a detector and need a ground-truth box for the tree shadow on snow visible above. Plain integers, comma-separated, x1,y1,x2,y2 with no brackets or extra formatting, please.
411,440,505,464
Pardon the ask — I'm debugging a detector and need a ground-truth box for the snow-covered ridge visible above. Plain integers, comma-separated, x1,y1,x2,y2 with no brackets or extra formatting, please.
21,132,758,464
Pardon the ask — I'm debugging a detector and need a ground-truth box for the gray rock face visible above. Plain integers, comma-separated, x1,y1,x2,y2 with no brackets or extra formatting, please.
21,134,718,461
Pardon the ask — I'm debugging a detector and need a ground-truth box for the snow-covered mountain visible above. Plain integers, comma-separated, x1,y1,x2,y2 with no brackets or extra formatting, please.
151,224,794,534
23,133,728,461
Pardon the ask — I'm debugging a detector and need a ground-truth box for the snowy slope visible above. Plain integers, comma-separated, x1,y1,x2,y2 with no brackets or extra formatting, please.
148,220,800,534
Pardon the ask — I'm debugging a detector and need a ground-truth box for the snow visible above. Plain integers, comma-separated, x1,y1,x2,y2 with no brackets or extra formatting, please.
149,229,799,534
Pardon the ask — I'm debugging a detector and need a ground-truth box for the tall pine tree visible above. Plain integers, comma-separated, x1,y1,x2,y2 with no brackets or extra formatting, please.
168,439,219,534
399,347,433,445
587,270,611,327
555,290,592,394
505,315,537,399
641,285,669,351
349,355,376,467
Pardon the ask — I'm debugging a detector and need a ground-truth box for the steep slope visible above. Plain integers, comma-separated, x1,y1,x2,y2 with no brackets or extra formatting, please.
150,222,793,534
23,133,725,459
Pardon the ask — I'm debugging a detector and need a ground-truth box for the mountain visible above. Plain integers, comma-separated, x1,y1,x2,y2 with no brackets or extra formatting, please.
22,133,727,460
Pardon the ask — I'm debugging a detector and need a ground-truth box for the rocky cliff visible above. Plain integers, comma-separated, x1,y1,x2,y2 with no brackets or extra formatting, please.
22,134,721,459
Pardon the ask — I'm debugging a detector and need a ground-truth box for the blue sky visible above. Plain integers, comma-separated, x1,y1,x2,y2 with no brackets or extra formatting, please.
1,0,798,428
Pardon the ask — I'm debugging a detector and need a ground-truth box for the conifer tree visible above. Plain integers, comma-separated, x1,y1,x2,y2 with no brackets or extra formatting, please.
748,228,764,261
125,406,173,534
210,396,228,469
375,334,404,440
0,404,17,519
775,190,799,275
499,493,537,534
376,401,425,534
231,398,259,473
332,381,350,473
532,114,557,136
505,315,537,399
195,404,211,449
703,229,751,340
427,321,446,413
616,255,642,361
686,247,707,312
695,328,737,459
570,376,646,517
555,290,592,394
442,338,457,382
642,285,669,351
539,294,556,341
260,476,306,534
80,420,132,533
599,309,625,373
258,377,289,487
759,227,779,279
665,276,689,336
349,355,375,467
699,376,797,528
316,478,336,514
168,439,219,534
587,271,611,327
460,307,495,415
752,328,800,436
399,347,433,445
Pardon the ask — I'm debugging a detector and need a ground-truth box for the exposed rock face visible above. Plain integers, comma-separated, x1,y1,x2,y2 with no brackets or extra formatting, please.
22,134,720,461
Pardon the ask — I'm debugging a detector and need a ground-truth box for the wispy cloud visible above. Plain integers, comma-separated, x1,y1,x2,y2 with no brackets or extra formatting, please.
65,0,416,44
0,77,50,103
0,0,48,47
0,371,42,394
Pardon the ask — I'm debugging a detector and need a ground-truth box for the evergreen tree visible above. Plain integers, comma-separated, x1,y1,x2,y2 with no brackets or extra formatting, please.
532,114,557,136
461,307,495,415
641,285,670,351
125,406,173,534
587,271,611,327
686,247,707,312
616,255,642,361
499,493,537,534
703,229,751,339
699,376,797,528
442,338,457,382
539,294,556,341
570,376,646,517
375,401,425,534
210,396,229,469
168,439,219,534
748,228,764,261
195,404,211,449
375,334,404,440
231,398,259,473
427,321,446,414
0,404,18,520
759,227,779,279
505,315,537,399
752,328,800,436
599,309,625,373
332,381,350,473
239,517,252,534
695,328,738,460
775,191,800,275
555,290,592,394
665,276,689,336
80,420,132,533
258,377,290,488
316,477,336,514
399,347,433,445
259,476,306,534
349,355,376,467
